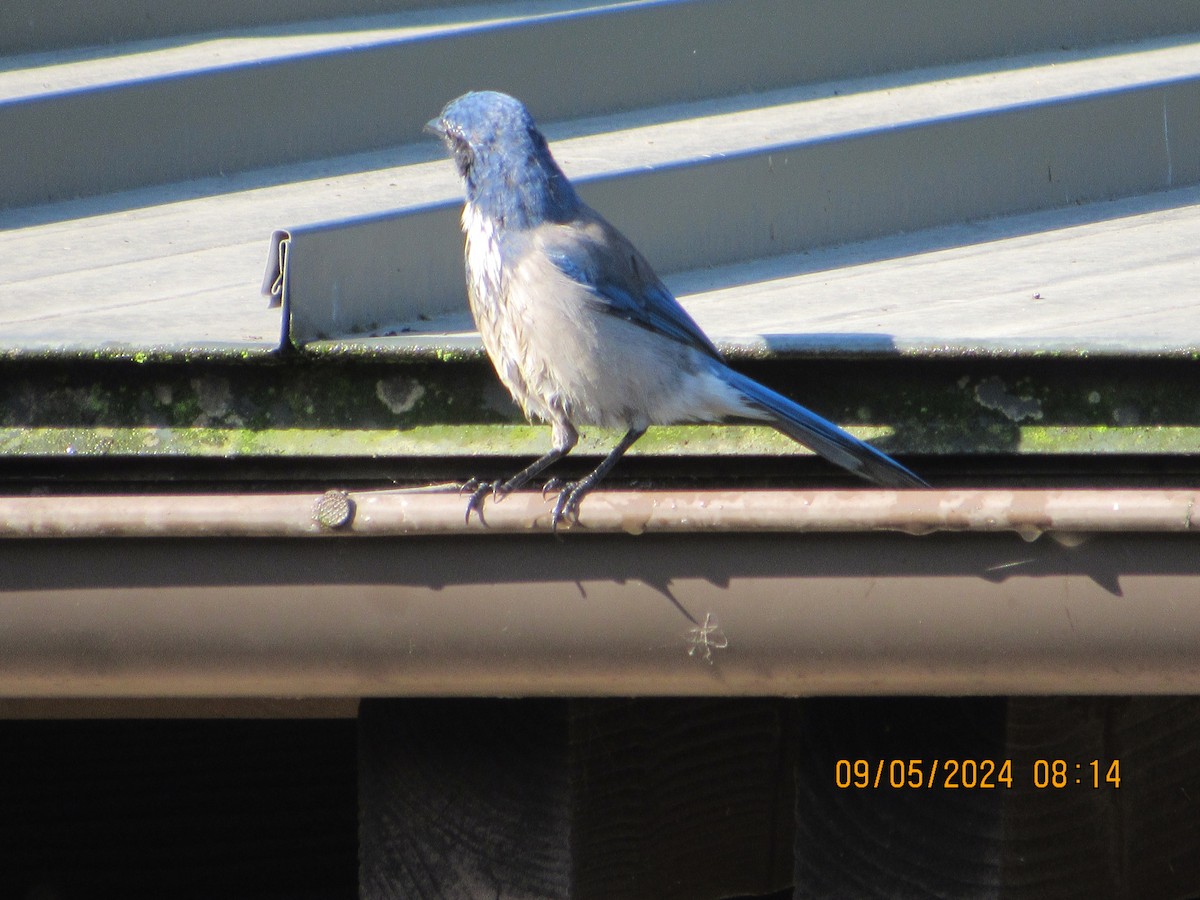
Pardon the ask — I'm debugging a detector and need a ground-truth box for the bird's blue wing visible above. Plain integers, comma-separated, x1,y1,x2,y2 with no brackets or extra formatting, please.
541,234,722,361
604,278,723,359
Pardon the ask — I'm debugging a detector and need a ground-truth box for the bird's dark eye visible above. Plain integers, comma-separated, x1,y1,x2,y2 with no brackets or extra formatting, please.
452,140,474,177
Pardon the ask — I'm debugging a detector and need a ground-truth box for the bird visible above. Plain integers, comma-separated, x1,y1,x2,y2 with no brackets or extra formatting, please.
426,90,926,529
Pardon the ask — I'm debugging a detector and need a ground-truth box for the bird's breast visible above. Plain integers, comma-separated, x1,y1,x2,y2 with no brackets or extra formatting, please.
462,203,504,309
461,203,552,422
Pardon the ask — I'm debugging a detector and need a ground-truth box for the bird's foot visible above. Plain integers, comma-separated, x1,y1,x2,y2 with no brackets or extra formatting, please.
548,480,589,533
461,478,509,524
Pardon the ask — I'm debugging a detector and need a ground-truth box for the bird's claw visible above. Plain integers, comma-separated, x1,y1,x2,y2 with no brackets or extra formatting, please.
549,482,586,533
461,476,591,532
462,478,509,524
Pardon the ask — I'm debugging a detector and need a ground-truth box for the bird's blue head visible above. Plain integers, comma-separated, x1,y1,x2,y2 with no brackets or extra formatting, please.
427,91,580,229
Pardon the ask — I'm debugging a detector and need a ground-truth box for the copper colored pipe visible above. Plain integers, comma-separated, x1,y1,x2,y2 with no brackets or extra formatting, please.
0,488,1196,538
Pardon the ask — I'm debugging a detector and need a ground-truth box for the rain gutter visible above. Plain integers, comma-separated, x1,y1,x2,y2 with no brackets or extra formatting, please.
1,488,1197,698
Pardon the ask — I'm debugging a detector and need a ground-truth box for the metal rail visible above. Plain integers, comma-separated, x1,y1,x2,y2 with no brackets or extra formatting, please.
0,487,1195,538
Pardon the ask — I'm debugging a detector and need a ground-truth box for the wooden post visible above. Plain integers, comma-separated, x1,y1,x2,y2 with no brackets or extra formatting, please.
791,697,1200,898
359,699,573,900
359,698,793,899
791,697,1008,897
570,698,793,899
360,697,1200,897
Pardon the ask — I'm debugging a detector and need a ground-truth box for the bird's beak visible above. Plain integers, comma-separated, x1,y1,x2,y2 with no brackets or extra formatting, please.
424,117,445,138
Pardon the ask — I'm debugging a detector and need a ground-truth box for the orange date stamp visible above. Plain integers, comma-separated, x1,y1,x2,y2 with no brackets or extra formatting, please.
834,758,1121,790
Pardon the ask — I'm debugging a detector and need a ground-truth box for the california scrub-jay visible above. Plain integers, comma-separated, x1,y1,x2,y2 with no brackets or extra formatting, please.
427,91,926,529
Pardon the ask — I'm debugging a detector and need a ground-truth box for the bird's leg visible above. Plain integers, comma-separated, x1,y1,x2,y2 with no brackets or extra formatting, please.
465,421,578,523
464,446,567,523
551,426,646,531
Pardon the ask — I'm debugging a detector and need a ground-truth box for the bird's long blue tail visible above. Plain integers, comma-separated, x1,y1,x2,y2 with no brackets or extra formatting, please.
720,367,928,489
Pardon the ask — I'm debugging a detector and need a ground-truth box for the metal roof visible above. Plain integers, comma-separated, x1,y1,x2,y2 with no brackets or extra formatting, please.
2,2,1198,357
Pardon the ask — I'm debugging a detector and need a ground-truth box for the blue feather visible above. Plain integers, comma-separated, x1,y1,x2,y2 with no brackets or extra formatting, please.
428,91,578,229
542,243,721,358
718,366,927,488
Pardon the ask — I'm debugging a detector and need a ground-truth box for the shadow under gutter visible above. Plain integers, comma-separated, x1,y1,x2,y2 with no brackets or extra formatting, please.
0,488,1196,697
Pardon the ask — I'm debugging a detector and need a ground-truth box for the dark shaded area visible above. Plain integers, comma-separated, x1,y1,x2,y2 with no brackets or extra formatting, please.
0,719,357,900
791,697,1200,899
793,698,1009,898
355,697,1200,898
1,699,1198,897
360,698,573,900
3,530,1198,595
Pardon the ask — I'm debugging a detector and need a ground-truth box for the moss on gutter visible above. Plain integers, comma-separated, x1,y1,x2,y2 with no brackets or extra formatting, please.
0,424,854,458
6,423,1198,458
2,355,1199,460
0,344,281,366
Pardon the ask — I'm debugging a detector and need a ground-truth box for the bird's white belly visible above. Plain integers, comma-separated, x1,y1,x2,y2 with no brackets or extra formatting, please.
463,204,556,423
